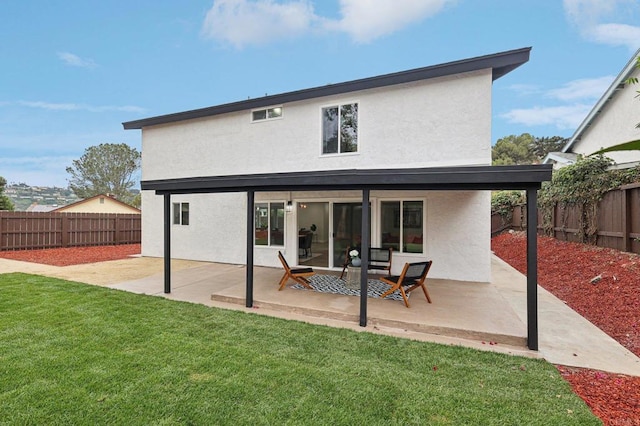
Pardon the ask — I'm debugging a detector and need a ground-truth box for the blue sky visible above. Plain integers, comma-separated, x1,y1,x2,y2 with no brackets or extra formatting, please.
1,0,639,187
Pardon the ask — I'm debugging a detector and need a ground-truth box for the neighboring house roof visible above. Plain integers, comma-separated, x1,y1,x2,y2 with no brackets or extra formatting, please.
548,48,640,161
123,47,531,130
52,193,140,214
541,151,578,168
26,203,57,212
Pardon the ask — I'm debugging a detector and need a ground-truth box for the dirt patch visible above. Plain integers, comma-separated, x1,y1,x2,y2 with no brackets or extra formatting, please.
0,244,211,286
492,232,640,425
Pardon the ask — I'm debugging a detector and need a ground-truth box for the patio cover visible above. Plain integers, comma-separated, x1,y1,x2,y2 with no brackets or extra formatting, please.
141,164,552,350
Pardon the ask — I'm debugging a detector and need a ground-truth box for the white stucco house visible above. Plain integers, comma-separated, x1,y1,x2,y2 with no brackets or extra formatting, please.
544,48,640,170
124,47,552,348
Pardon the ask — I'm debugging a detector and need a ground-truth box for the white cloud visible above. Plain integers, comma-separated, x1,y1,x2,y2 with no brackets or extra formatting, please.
590,23,640,48
57,51,97,68
16,101,145,114
507,84,542,96
201,0,317,48
501,104,592,130
546,76,614,101
563,0,640,50
329,0,452,44
503,75,616,131
201,0,453,47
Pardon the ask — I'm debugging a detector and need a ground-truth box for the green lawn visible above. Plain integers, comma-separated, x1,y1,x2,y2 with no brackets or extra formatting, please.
0,273,599,425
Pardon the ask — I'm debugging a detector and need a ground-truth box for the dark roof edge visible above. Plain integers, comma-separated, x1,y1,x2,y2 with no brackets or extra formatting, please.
123,47,531,130
141,164,552,193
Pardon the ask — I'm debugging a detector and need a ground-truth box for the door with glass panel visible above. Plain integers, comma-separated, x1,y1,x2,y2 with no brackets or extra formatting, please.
296,202,329,268
332,202,370,268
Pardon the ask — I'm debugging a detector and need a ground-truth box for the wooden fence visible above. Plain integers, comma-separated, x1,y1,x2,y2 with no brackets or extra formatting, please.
0,211,141,251
491,183,640,255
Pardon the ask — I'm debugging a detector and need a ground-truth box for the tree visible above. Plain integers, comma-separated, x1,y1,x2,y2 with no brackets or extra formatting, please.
492,133,569,165
0,176,15,210
529,136,567,160
492,133,536,165
66,143,141,205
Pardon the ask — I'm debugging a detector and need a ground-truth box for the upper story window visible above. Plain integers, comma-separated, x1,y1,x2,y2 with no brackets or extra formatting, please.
322,103,358,154
252,106,283,122
173,202,189,225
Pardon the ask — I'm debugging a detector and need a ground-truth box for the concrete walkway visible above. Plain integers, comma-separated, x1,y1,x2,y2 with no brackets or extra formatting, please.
2,254,639,376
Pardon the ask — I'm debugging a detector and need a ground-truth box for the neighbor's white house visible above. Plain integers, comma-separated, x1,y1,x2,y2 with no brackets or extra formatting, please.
124,48,535,284
544,48,640,170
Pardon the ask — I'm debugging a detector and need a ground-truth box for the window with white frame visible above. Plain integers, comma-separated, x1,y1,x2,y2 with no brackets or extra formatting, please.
380,200,424,253
254,202,285,246
172,202,189,225
252,106,283,122
321,103,358,154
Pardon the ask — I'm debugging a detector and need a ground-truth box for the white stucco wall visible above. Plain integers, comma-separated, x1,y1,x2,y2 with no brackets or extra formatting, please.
571,66,640,166
142,192,247,263
139,68,494,282
141,69,492,181
142,189,491,282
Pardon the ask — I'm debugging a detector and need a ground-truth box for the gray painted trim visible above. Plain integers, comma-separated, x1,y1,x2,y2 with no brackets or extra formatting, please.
123,48,531,130
141,164,552,194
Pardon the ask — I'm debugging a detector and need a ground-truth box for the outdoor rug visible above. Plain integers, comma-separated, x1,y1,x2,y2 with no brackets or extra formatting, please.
292,274,406,301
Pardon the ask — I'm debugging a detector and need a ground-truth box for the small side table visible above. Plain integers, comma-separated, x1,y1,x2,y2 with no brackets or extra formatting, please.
345,266,361,290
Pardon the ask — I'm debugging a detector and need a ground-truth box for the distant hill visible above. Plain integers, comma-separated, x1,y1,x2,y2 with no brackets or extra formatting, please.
5,184,80,211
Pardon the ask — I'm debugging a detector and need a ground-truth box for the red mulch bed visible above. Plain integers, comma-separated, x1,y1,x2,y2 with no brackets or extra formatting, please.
492,232,640,425
0,244,141,266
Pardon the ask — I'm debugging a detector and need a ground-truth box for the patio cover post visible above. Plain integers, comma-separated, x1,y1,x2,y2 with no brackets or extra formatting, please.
526,187,539,350
246,190,254,308
163,193,171,294
359,189,370,327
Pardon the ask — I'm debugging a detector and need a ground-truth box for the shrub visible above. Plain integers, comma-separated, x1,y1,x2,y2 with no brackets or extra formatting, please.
491,190,524,225
538,156,640,243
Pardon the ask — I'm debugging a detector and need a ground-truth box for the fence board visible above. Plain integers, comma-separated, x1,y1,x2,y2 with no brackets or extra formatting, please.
0,212,141,251
492,184,640,255
630,185,640,253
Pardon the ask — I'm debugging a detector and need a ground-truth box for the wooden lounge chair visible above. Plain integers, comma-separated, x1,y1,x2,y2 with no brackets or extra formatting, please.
339,246,393,279
277,251,315,290
380,261,433,307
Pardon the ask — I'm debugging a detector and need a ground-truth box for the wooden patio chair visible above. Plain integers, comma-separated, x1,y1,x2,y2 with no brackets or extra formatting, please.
380,260,433,307
277,251,315,291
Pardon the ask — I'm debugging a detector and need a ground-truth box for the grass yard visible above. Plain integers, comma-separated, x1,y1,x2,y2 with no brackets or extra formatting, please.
0,273,599,425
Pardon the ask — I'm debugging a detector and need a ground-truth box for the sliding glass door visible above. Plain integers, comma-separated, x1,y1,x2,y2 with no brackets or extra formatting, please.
332,202,370,268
